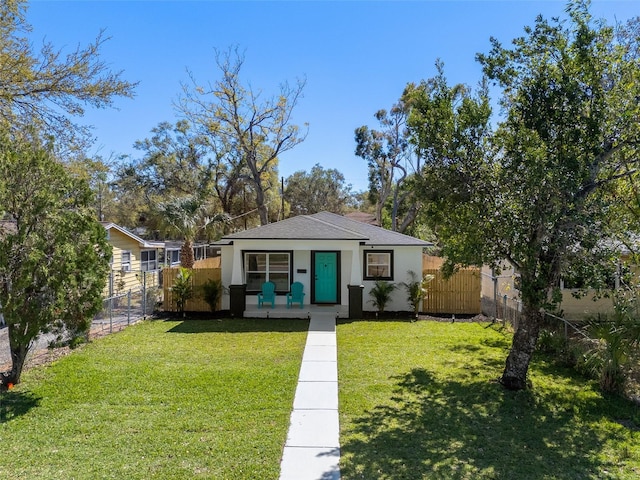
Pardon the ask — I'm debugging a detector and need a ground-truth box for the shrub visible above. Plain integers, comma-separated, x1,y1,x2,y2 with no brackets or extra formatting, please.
399,270,434,316
584,301,640,395
202,279,223,313
171,267,193,317
369,279,396,312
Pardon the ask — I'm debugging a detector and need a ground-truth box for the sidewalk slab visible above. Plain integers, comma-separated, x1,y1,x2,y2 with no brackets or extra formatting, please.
293,381,338,410
280,447,340,480
302,344,337,362
280,312,340,480
286,409,340,447
305,332,337,346
298,361,338,382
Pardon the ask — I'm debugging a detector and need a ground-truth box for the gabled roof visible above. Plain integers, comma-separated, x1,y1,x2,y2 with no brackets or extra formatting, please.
218,211,432,247
101,222,164,249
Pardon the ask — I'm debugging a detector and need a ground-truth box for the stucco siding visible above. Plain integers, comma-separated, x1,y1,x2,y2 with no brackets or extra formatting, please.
558,292,614,320
362,246,422,312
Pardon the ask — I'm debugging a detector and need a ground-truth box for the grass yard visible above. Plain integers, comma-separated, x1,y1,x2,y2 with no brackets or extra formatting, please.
338,320,640,480
0,318,308,480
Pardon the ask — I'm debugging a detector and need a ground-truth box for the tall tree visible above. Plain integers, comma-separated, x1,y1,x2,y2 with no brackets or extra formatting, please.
355,101,421,232
0,0,136,150
0,135,111,385
178,46,307,225
414,1,640,390
285,164,354,216
128,120,214,198
156,195,228,268
66,155,117,221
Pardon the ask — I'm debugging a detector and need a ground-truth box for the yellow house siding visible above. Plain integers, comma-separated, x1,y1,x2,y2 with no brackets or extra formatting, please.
105,228,163,296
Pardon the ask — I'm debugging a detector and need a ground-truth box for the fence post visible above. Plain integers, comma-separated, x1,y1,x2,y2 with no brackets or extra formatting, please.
503,295,508,327
142,272,147,320
492,269,498,322
109,295,113,334
127,289,132,325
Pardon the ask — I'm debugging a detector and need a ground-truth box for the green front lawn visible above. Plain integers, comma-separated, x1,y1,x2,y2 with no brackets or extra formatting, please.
338,320,640,480
0,319,308,480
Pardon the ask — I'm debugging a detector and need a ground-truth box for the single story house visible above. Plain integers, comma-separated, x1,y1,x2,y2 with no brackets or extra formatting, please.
162,240,209,267
102,222,164,297
214,211,432,317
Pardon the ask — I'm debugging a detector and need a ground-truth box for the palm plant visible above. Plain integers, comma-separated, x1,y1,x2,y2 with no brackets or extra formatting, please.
399,270,435,316
584,288,640,394
171,267,193,317
202,278,224,313
157,195,228,268
369,279,396,313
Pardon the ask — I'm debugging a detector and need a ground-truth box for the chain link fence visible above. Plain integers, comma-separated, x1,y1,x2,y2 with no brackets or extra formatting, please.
482,294,590,342
482,294,523,329
92,283,162,336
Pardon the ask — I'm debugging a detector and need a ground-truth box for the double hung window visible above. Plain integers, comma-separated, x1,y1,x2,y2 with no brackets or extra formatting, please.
245,252,291,292
141,250,158,271
121,251,132,272
364,250,393,280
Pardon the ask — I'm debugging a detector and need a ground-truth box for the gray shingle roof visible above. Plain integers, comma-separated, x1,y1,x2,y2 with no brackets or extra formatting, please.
219,211,432,247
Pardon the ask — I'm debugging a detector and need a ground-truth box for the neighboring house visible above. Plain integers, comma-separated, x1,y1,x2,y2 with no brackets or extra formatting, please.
344,211,379,226
214,211,432,316
481,253,635,321
102,223,164,297
162,241,208,267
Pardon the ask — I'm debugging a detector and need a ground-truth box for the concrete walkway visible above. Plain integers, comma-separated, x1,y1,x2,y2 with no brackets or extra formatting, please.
279,312,341,480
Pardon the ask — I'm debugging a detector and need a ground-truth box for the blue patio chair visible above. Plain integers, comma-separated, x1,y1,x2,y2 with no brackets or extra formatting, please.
257,281,276,308
286,282,305,309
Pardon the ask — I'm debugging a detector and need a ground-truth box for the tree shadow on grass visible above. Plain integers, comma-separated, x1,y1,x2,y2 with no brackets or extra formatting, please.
0,390,40,423
341,368,638,479
165,318,309,334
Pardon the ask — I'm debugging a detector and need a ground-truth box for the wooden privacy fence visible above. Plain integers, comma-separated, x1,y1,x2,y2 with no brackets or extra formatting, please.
421,256,481,315
193,257,221,268
163,267,222,312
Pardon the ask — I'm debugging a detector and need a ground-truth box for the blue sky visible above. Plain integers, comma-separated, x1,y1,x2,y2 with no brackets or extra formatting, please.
28,1,638,192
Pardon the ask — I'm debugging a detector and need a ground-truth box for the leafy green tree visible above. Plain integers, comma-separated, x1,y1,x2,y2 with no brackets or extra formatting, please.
403,61,493,266
355,102,421,232
126,120,215,198
178,46,307,225
0,135,111,386
412,1,640,390
115,120,232,231
284,163,354,216
66,155,117,221
0,0,136,150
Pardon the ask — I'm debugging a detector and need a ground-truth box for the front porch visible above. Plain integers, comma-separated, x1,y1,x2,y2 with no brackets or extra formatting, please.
243,303,349,319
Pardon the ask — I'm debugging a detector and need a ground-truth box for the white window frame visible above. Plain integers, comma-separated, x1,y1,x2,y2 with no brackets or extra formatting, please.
121,250,132,272
363,250,393,280
141,249,158,272
244,251,292,292
166,249,180,266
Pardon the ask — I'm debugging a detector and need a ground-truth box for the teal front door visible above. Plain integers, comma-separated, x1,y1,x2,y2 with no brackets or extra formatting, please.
313,251,339,304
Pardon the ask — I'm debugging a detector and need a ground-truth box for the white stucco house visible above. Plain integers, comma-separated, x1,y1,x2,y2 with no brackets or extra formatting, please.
214,211,432,318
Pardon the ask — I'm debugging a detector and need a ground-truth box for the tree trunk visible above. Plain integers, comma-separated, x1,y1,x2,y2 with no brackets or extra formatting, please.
6,325,30,386
500,303,542,390
180,239,195,269
255,186,269,225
